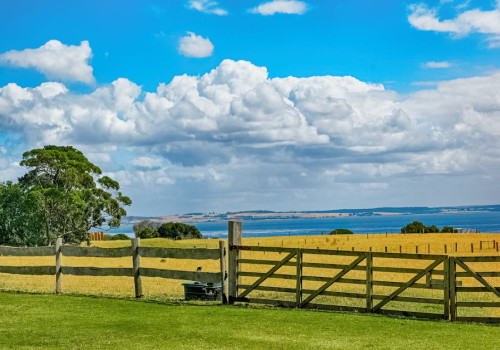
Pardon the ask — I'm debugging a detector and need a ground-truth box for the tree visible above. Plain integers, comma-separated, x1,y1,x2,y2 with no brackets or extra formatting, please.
157,222,202,239
0,181,45,246
400,221,425,233
14,145,131,245
133,220,159,239
329,228,353,235
441,226,455,233
425,225,439,233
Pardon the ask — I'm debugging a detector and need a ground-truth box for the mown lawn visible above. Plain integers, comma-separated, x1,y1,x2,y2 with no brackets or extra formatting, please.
0,292,498,350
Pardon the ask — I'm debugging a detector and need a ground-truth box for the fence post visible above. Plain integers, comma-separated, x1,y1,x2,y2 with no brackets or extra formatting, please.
132,238,143,298
449,257,457,321
443,256,450,320
296,248,303,307
219,240,228,304
55,237,62,294
228,221,242,304
366,252,373,312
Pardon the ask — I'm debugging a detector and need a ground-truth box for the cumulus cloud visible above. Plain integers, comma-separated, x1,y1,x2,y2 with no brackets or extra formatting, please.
250,0,308,15
2,59,500,211
0,40,95,84
188,0,227,15
424,61,452,68
408,3,500,47
178,32,214,58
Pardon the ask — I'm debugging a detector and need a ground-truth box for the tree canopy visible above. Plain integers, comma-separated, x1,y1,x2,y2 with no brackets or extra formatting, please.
329,228,354,235
0,145,131,246
134,220,202,240
400,221,453,234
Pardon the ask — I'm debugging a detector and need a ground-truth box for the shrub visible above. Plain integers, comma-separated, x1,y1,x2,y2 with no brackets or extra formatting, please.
441,226,455,233
401,221,425,233
329,228,353,235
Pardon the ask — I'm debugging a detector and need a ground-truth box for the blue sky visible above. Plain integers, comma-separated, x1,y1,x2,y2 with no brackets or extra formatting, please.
1,0,500,215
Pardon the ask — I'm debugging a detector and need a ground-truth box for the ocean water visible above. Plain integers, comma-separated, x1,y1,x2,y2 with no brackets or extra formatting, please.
109,211,500,238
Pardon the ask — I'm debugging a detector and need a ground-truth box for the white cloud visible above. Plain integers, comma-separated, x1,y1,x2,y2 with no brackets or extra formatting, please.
2,59,500,212
0,40,95,84
132,157,163,170
250,0,308,15
408,3,500,47
424,61,452,68
178,32,214,58
188,0,227,15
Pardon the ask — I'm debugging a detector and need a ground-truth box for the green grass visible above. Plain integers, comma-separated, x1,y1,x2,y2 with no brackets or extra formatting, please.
0,292,498,350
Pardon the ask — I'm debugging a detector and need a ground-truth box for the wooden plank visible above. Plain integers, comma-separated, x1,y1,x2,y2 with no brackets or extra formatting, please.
138,247,220,260
238,285,296,294
132,238,142,298
455,317,500,323
377,309,445,320
237,298,296,308
0,265,55,275
457,302,500,307
366,252,373,311
228,221,242,304
456,271,500,277
457,286,500,292
373,266,444,275
371,252,446,260
457,256,500,262
55,238,62,294
232,245,295,253
238,271,296,280
455,258,500,299
300,254,366,307
302,290,366,299
301,248,367,257
139,267,221,283
60,266,133,276
0,246,54,256
372,257,444,312
238,251,296,299
219,241,227,304
372,295,444,305
238,258,295,266
296,248,303,307
61,246,132,258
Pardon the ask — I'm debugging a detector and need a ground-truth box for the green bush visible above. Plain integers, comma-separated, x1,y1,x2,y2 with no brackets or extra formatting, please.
157,222,202,239
329,228,353,235
441,226,455,233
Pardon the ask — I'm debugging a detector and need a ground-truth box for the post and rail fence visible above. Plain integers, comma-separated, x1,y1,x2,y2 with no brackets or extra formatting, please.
0,221,499,323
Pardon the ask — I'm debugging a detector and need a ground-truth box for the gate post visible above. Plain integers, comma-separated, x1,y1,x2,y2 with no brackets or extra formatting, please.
366,252,373,311
295,248,303,307
55,237,62,294
449,257,457,321
132,238,143,298
228,221,242,304
443,256,450,320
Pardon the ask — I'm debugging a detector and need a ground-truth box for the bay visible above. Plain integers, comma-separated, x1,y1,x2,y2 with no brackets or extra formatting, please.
108,211,500,238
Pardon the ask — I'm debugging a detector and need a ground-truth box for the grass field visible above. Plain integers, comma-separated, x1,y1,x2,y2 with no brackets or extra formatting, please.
0,291,498,350
0,233,498,319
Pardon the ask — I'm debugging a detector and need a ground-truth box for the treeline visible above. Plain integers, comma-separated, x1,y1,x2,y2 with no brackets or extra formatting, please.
134,220,202,240
401,221,456,233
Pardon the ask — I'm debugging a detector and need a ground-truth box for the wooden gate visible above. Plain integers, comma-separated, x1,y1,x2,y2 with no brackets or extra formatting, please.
450,256,500,323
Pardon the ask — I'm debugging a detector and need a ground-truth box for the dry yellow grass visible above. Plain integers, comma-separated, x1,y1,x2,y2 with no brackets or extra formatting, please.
0,233,498,318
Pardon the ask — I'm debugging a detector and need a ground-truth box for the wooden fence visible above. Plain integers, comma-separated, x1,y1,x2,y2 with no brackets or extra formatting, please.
0,238,227,301
227,221,500,323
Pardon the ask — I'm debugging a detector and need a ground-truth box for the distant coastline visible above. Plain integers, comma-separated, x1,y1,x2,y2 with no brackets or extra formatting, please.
121,204,500,227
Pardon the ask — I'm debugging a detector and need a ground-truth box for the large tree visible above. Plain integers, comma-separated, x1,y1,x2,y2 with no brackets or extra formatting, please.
9,145,132,245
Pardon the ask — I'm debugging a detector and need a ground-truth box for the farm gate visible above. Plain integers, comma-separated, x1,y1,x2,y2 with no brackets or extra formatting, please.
227,221,500,323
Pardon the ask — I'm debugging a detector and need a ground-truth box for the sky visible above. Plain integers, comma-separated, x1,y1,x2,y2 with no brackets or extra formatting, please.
0,0,500,216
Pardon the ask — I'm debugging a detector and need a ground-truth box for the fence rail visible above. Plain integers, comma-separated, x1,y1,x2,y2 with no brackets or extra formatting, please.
0,238,227,301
